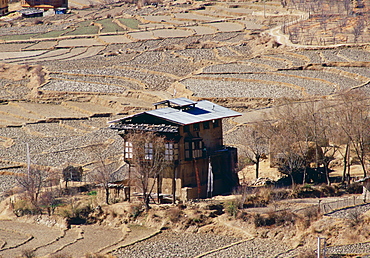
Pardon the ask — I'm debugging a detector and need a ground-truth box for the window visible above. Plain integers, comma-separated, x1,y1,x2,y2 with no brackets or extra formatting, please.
213,119,219,128
124,141,133,159
165,142,178,161
185,140,204,160
193,123,200,131
192,141,203,158
203,121,210,129
183,125,190,133
144,142,153,160
185,141,191,160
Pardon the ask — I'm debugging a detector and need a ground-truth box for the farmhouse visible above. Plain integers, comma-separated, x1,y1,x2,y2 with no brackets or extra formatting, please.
109,97,241,201
21,0,67,9
0,0,8,16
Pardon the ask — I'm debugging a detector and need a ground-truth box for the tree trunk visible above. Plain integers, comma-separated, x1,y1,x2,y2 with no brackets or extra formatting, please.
290,173,295,188
144,194,150,211
105,187,109,205
342,143,349,183
347,147,351,184
255,156,260,179
172,166,176,204
325,162,331,186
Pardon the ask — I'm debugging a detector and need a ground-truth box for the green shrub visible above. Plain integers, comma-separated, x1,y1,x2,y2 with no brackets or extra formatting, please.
225,201,239,218
87,191,97,196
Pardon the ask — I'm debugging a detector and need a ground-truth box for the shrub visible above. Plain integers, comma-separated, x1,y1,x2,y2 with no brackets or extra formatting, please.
13,199,41,217
254,213,276,227
21,249,36,258
224,201,239,218
254,210,296,227
129,203,142,219
347,183,362,194
348,209,363,226
168,207,182,223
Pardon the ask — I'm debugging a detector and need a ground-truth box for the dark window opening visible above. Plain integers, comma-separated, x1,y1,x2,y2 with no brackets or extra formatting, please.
203,121,210,129
193,123,200,131
213,119,219,128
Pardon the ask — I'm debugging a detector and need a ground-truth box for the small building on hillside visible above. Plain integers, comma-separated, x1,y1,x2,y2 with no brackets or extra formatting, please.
21,0,67,9
0,0,8,16
109,97,242,201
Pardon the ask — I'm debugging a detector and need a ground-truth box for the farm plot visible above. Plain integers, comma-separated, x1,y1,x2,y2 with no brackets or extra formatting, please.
230,44,252,56
202,63,267,73
0,220,63,258
203,238,291,258
62,101,117,116
211,31,248,43
296,50,322,64
5,49,68,64
49,73,139,90
197,72,336,95
0,43,34,52
63,21,99,36
56,225,124,257
128,31,156,40
64,68,174,91
25,122,85,137
57,39,103,48
277,70,363,90
97,18,126,33
339,48,370,62
243,57,288,70
0,80,31,100
186,25,216,35
334,67,370,79
204,22,245,33
34,28,74,39
216,46,240,58
40,79,126,94
320,50,349,63
0,50,47,61
23,41,58,50
117,18,141,30
99,35,133,44
12,102,87,120
265,53,307,67
0,113,28,127
0,102,43,121
66,46,105,61
175,49,217,63
114,232,241,258
181,78,304,98
174,13,216,22
152,28,193,38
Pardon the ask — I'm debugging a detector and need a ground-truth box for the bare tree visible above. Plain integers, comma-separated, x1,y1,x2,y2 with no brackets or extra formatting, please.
239,124,269,179
17,166,49,205
334,90,370,178
126,131,168,211
89,144,125,205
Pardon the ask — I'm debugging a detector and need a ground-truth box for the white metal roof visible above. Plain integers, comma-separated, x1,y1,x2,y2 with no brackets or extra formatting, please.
110,98,241,126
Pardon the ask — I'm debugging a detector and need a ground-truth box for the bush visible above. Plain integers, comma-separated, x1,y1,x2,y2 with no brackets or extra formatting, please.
21,249,36,258
168,207,182,223
254,210,296,227
224,201,239,218
13,199,41,217
129,203,142,219
347,183,363,194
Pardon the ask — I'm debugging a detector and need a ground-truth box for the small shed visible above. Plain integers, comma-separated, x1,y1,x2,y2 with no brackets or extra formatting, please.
356,176,370,202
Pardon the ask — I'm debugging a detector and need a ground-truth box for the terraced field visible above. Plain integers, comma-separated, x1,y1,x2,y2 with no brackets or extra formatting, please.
0,0,370,257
